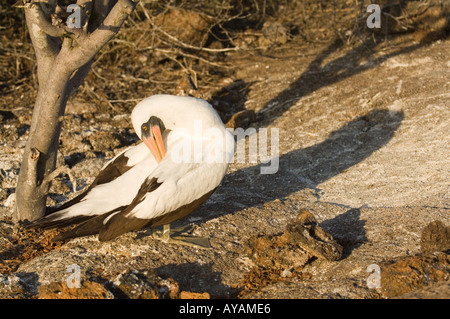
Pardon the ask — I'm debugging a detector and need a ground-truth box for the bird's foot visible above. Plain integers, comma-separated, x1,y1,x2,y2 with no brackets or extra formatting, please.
152,224,211,249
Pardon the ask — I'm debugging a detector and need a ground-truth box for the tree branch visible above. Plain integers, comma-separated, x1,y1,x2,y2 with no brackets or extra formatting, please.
67,59,94,95
32,5,65,37
89,0,135,45
24,3,59,86
68,0,136,70
39,164,69,192
26,1,87,40
77,0,94,32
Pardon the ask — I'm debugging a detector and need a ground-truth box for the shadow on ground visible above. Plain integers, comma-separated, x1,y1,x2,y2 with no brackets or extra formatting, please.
321,208,368,259
207,109,404,219
257,38,424,127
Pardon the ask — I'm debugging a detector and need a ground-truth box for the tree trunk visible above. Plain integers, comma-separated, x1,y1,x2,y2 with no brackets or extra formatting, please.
14,0,136,223
15,65,74,222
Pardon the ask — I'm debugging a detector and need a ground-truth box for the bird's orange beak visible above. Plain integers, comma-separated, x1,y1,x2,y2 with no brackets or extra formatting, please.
141,118,166,163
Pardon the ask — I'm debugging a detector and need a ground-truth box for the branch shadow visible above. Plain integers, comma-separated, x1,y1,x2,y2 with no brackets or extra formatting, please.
321,208,367,259
257,37,424,127
196,108,404,224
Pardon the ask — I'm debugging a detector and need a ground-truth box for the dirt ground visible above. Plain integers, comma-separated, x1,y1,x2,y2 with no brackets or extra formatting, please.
0,1,449,299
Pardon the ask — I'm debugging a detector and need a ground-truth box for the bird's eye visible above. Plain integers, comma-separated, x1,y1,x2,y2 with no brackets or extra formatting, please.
142,126,147,131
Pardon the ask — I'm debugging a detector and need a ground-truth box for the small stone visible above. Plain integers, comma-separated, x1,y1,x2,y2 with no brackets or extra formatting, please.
180,291,210,299
153,8,213,47
280,269,292,278
113,270,161,299
4,193,15,208
296,210,316,225
421,220,450,253
158,278,180,299
258,20,288,49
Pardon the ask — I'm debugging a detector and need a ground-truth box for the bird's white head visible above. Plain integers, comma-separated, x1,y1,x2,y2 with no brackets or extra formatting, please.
131,94,231,163
132,94,223,138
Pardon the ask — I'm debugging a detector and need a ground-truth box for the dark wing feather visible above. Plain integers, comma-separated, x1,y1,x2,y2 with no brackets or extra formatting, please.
31,215,92,230
27,151,132,232
98,177,162,241
49,178,161,241
45,151,132,215
51,207,126,242
42,176,216,242
99,185,216,242
145,188,216,227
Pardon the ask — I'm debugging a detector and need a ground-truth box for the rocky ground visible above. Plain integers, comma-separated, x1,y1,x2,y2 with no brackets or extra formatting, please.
0,1,449,299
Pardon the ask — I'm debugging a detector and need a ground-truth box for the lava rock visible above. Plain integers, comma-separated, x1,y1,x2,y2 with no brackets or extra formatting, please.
380,251,450,298
246,210,342,271
420,220,450,253
285,211,343,262
37,281,113,299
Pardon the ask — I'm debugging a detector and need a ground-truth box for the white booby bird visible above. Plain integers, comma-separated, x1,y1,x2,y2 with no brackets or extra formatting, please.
31,94,235,245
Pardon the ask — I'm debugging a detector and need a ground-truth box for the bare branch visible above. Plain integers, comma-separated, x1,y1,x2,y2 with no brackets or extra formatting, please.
68,0,136,70
32,7,64,37
76,0,94,32
24,4,59,85
40,164,69,191
27,1,87,39
67,60,94,95
88,0,117,32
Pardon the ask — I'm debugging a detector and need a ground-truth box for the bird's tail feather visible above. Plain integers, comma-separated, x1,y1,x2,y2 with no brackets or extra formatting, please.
27,205,123,241
27,213,92,230
50,213,111,242
50,206,127,241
